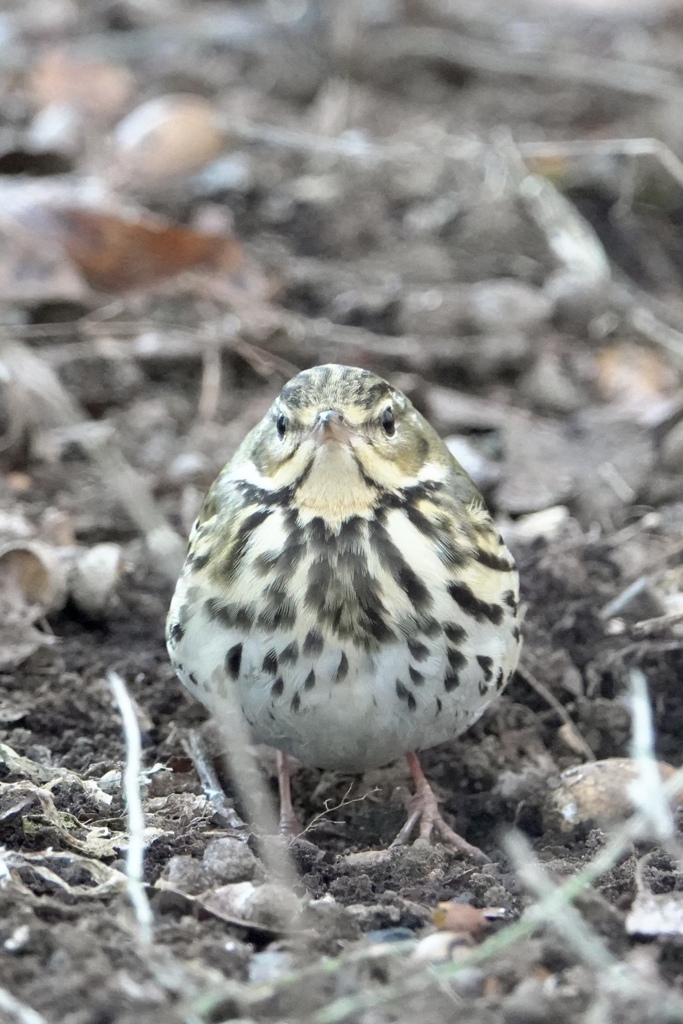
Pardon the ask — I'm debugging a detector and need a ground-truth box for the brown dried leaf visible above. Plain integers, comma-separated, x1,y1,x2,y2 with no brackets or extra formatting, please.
596,343,678,417
20,205,245,293
432,905,497,937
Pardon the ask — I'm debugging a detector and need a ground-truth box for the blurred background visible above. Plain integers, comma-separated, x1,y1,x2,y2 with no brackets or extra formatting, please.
3,2,683,1022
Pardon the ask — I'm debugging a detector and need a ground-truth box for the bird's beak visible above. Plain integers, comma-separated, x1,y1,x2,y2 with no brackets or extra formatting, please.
313,409,354,445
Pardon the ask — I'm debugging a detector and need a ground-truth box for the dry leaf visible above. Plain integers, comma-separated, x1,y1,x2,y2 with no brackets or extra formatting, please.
0,217,87,303
0,541,67,669
2,848,128,898
432,902,505,936
596,343,678,417
0,741,113,807
21,205,244,292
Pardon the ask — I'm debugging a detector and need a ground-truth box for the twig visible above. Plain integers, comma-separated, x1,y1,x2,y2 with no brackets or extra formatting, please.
37,314,514,380
299,784,381,836
207,694,298,888
108,670,153,945
628,668,675,844
631,611,683,639
0,337,184,578
503,138,611,282
197,330,223,424
516,663,594,761
599,576,649,621
184,728,246,832
351,26,681,101
0,988,48,1024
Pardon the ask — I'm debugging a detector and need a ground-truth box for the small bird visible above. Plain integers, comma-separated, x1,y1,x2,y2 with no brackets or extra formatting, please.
167,364,521,858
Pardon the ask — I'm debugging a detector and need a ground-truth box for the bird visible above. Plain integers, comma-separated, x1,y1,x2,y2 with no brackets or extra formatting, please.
166,364,521,859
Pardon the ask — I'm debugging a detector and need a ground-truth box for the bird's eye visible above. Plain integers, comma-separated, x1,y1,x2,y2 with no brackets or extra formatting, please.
276,413,287,439
381,407,395,436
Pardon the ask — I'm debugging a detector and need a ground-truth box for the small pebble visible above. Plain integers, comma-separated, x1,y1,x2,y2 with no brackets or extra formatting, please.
70,543,123,616
168,452,212,483
203,837,259,884
412,931,473,962
162,854,214,896
468,279,551,335
365,928,415,944
248,950,297,983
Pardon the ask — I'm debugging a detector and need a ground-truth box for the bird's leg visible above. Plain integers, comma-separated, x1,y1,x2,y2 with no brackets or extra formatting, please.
276,751,303,836
391,752,490,863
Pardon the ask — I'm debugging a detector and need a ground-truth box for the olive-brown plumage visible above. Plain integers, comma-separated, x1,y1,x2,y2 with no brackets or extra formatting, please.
167,364,521,856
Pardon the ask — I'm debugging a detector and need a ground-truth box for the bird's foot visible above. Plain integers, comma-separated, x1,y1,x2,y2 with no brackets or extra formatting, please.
390,752,490,863
276,751,304,838
278,809,304,837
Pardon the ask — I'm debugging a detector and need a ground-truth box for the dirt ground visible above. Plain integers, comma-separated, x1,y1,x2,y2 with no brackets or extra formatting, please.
5,1,683,1022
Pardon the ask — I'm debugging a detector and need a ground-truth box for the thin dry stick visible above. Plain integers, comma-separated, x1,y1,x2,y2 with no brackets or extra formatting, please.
0,337,184,578
197,341,222,423
0,988,48,1024
210,687,298,888
517,663,594,761
599,576,649,621
184,728,246,831
628,668,676,845
354,26,681,101
512,144,611,281
632,611,683,639
300,784,381,837
108,670,153,945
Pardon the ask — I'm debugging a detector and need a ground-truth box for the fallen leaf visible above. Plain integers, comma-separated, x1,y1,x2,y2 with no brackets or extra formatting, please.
3,848,128,898
596,343,678,417
432,902,505,936
0,541,67,669
20,205,245,292
0,741,113,807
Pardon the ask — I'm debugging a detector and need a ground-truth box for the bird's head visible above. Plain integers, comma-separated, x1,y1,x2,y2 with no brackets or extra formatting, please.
236,364,453,519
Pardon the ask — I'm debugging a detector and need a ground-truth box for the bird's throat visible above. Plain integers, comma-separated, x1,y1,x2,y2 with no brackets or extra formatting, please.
295,443,376,522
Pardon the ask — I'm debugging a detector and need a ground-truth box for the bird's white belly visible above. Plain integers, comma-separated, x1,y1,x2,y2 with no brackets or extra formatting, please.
167,585,517,772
